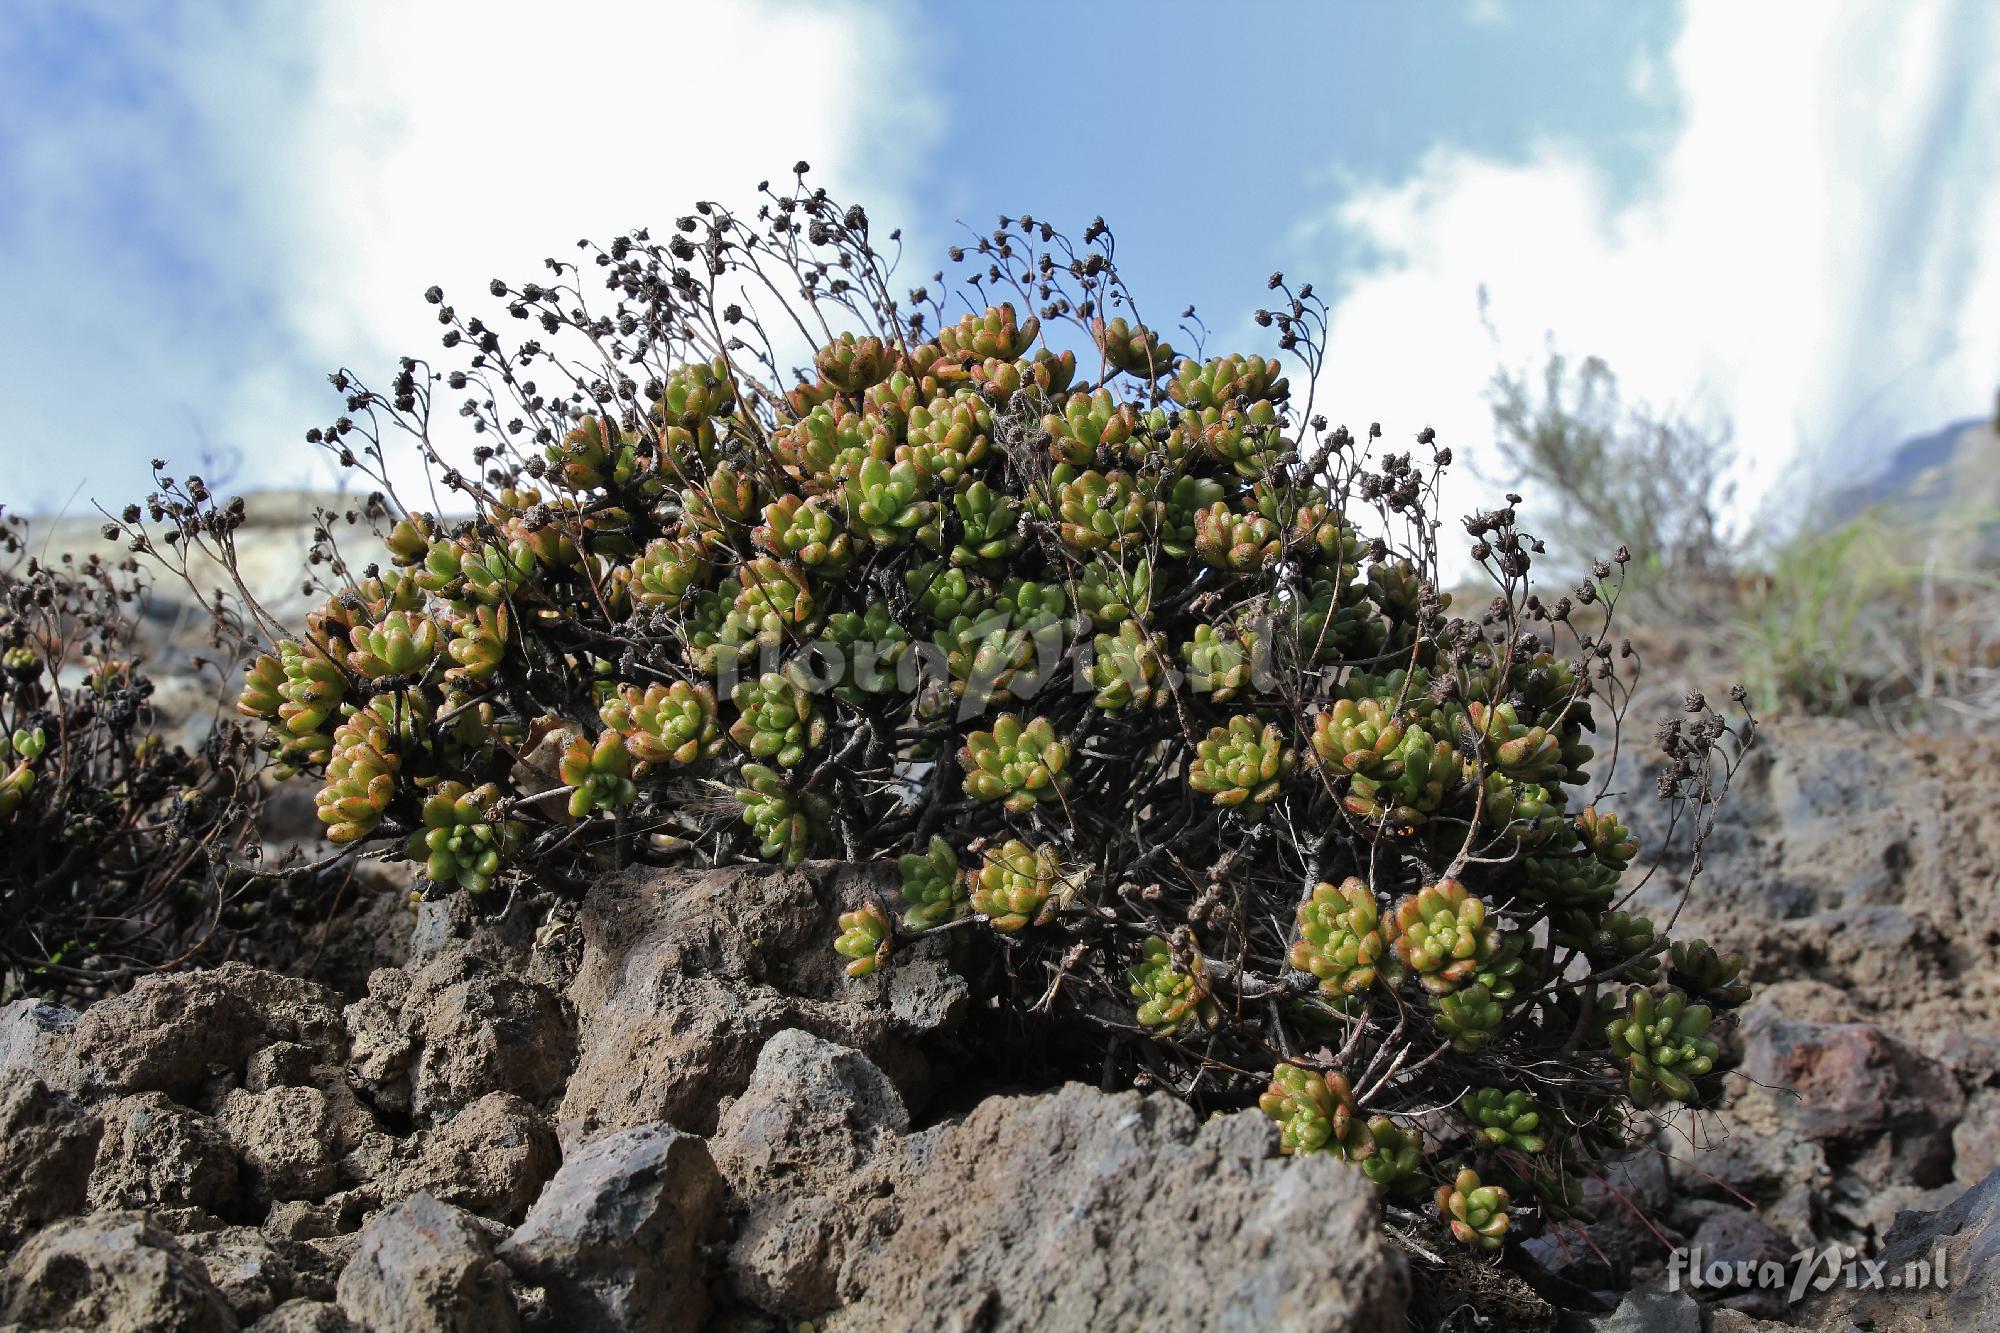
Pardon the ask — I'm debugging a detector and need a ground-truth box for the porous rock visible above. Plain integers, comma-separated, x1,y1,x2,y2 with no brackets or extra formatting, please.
0,997,78,1084
829,1085,1409,1332
247,1299,357,1331
64,963,345,1103
343,950,573,1125
88,1090,238,1214
216,1086,341,1206
1800,1164,2000,1332
557,862,934,1143
711,1030,910,1317
0,1209,236,1332
0,1076,101,1247
183,1226,303,1323
1742,1016,1963,1185
385,1091,558,1224
497,1121,723,1333
335,1193,518,1333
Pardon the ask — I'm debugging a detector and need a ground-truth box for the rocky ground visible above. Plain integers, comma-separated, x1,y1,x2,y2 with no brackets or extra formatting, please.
1,716,1997,1330
4,497,1997,1330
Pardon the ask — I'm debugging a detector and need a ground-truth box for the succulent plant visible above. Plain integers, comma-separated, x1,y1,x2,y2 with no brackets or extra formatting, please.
408,781,524,894
1432,983,1505,1052
729,670,826,768
951,480,1024,566
459,539,538,604
1290,878,1393,997
734,762,826,866
1463,1088,1547,1154
1179,624,1254,702
1466,701,1565,783
550,414,647,491
1195,400,1287,480
445,604,510,686
342,610,440,680
1169,353,1287,411
905,561,987,624
316,714,401,843
823,602,911,698
1478,772,1565,848
842,456,941,549
834,900,893,977
900,392,993,488
959,714,1069,813
815,332,895,395
1437,1168,1511,1251
967,839,1062,931
1555,909,1659,985
1192,501,1281,571
731,558,817,646
1055,470,1156,554
1356,1116,1426,1194
1128,934,1221,1035
1089,621,1168,711
754,494,852,573
559,732,637,818
1576,804,1640,868
1667,939,1752,1009
1044,388,1140,466
1337,721,1457,827
1092,316,1174,377
938,302,1038,363
1259,1063,1364,1157
1159,474,1230,558
0,728,45,820
1074,558,1153,628
1389,879,1497,994
1607,987,1720,1107
601,681,724,769
1188,715,1295,812
896,835,966,929
228,204,1757,1241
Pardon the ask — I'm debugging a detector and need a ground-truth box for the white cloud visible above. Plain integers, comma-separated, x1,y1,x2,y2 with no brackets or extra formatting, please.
1295,0,2000,549
0,0,936,510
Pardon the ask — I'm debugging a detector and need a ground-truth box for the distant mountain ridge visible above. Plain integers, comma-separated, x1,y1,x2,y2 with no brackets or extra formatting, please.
1823,408,2000,565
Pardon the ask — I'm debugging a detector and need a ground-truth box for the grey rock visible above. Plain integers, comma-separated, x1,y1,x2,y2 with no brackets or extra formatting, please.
1951,1088,2000,1189
336,1194,518,1333
1685,1211,1794,1318
184,1226,302,1323
556,863,931,1143
217,1086,341,1205
245,1042,318,1093
248,1299,357,1331
828,1086,1408,1333
711,1031,908,1317
385,1092,558,1224
0,1209,237,1332
885,957,967,1033
1743,1017,1963,1186
343,952,572,1125
1581,1282,1701,1333
0,1076,101,1247
716,1029,909,1183
0,997,78,1084
497,1121,723,1333
64,963,345,1103
89,1091,238,1214
1803,1165,2000,1331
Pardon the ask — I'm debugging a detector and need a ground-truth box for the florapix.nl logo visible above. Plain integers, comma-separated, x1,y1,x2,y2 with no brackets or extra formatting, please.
1668,1240,1950,1305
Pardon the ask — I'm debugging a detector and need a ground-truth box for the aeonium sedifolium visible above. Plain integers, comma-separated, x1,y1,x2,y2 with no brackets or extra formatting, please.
222,185,1751,1255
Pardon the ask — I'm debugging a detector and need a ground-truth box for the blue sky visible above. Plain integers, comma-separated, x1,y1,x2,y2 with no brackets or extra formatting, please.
4,0,1996,532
